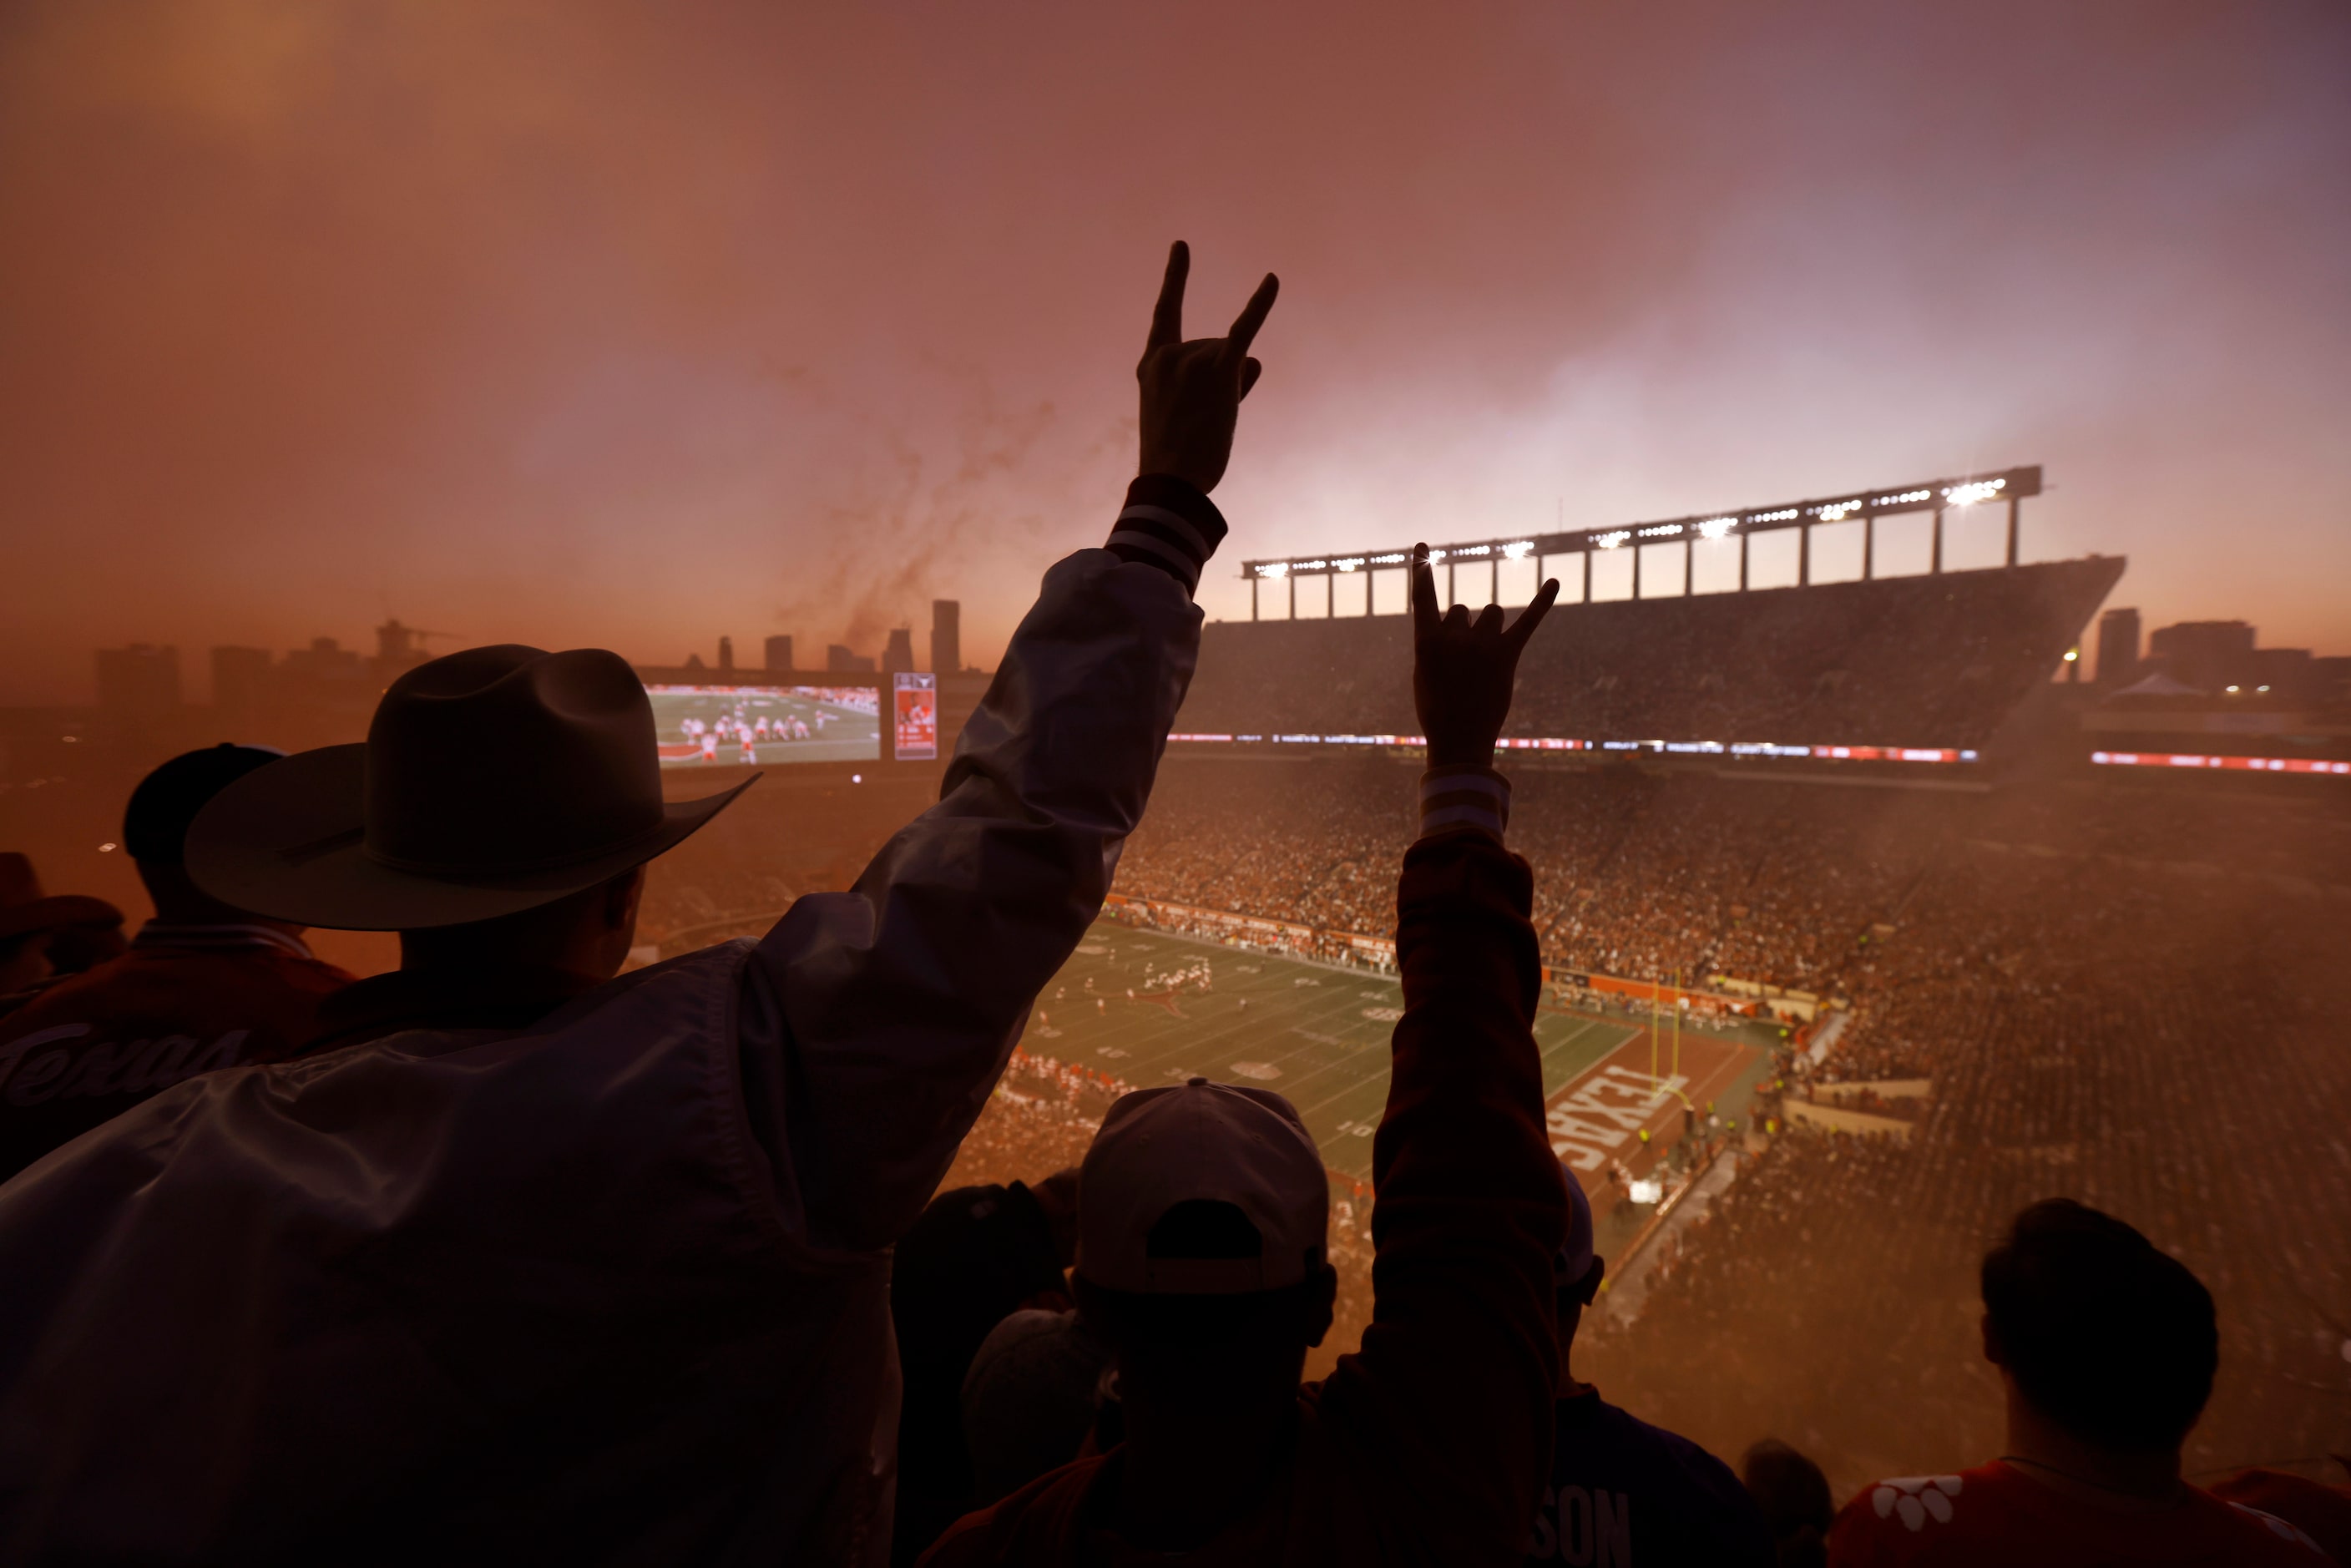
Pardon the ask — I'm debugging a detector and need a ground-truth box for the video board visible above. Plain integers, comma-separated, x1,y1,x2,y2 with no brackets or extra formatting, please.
892,672,938,762
646,684,881,768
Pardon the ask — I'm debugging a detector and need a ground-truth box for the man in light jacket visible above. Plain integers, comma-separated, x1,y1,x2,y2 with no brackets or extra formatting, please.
0,242,1276,1566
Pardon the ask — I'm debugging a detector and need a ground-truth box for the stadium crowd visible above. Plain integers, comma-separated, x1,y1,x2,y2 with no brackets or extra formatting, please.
1113,758,1944,995
0,248,2345,1565
1073,751,2351,1513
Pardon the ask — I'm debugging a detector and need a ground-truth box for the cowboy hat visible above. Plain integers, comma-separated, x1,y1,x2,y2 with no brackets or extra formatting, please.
186,645,754,931
0,854,123,943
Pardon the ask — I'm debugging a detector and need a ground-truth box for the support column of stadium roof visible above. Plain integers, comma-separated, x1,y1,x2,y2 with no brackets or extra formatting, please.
1241,464,2042,620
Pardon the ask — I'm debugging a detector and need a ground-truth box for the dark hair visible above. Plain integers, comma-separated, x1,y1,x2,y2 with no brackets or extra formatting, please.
1980,1198,2216,1453
1742,1439,1832,1567
124,745,285,863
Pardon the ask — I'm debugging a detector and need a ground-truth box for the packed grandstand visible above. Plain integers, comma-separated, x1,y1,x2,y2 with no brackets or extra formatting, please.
629,556,2351,1499
1178,556,2126,749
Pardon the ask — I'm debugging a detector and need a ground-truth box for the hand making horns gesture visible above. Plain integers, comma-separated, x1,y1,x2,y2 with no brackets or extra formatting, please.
1412,543,1560,770
1137,241,1279,495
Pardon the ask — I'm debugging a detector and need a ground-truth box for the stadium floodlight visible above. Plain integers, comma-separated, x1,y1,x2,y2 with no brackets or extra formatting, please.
1235,463,2041,589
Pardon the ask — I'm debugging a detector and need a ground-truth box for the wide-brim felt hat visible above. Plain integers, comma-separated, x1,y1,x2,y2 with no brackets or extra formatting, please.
186,644,755,931
0,853,123,942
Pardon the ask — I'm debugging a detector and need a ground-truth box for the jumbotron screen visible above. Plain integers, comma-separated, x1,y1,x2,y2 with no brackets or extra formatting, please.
645,684,881,767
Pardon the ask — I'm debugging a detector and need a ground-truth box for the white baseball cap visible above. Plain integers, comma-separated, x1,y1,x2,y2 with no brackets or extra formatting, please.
1077,1077,1330,1294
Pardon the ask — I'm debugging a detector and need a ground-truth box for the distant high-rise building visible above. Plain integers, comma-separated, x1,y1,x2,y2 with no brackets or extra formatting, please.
718,636,735,672
765,635,793,673
211,646,272,714
882,628,914,675
2095,608,2140,686
95,645,181,723
930,599,962,675
374,620,440,670
2247,646,2313,700
827,644,876,674
2148,620,2256,693
281,637,364,686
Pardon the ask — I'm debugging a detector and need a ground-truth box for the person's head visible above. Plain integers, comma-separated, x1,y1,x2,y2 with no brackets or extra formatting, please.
1555,1161,1606,1355
1026,1166,1082,1269
1979,1198,2217,1456
182,645,749,969
1070,1079,1336,1424
398,865,646,980
0,929,50,994
1742,1438,1833,1568
124,745,292,925
0,852,122,994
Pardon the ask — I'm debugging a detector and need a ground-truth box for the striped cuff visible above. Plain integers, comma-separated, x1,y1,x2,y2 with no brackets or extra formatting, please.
1418,766,1510,842
1105,474,1228,596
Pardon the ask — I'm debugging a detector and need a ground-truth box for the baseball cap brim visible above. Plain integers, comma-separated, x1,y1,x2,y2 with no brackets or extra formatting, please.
185,743,753,930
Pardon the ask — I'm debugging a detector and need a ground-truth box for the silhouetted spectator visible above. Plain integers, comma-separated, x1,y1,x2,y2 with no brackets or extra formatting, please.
1524,1169,1772,1564
0,853,120,1003
893,1170,1081,1564
1827,1198,2328,1564
1743,1438,1834,1568
37,919,129,981
0,746,352,1186
0,241,1276,1565
960,1307,1115,1505
923,545,1567,1563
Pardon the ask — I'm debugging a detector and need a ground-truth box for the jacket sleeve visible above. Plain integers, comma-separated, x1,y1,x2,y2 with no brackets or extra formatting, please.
743,480,1222,1253
1316,782,1565,1565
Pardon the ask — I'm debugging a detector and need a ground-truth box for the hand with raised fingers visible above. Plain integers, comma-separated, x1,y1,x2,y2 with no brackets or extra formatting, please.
1411,543,1560,769
1136,240,1278,494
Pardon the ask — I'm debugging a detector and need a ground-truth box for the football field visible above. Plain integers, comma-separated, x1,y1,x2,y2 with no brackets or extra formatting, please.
1028,920,1651,1183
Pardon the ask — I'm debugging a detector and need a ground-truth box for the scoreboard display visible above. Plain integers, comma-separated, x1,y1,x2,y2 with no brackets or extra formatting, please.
645,684,881,768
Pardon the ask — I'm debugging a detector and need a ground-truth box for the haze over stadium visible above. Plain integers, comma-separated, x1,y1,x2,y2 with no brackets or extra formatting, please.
3,3,2349,1561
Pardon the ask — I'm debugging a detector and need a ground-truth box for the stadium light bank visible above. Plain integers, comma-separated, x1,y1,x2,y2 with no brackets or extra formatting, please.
1238,464,2042,620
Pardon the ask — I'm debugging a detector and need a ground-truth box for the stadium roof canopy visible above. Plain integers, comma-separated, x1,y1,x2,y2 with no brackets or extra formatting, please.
1237,464,2045,605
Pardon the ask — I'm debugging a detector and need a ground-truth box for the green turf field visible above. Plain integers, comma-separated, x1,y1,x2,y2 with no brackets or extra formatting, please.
1026,920,1641,1181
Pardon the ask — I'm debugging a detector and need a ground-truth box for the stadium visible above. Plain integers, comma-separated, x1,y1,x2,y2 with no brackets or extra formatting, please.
631,473,2351,1499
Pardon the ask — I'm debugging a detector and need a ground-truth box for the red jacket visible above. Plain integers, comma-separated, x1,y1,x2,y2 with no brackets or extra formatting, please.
923,826,1565,1566
0,923,351,1186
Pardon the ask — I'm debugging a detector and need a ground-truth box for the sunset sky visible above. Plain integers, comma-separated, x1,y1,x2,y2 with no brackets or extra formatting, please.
3,1,2346,703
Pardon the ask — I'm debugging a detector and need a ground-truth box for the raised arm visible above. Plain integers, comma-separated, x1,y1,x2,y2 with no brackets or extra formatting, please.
1319,547,1565,1562
751,245,1278,1253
